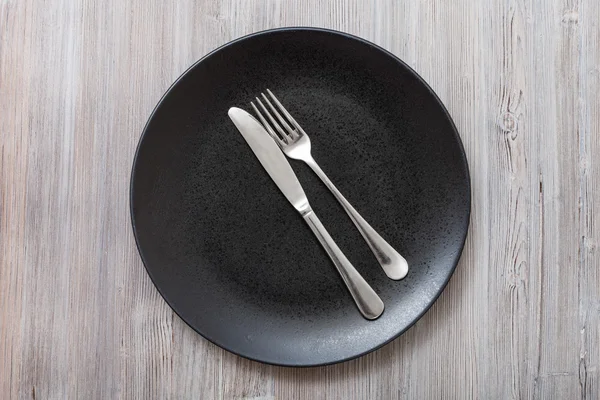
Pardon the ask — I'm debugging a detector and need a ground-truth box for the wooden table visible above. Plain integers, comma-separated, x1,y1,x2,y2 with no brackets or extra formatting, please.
2,0,598,398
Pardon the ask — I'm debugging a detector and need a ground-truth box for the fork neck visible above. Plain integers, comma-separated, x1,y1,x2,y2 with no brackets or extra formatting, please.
304,156,330,185
302,154,318,168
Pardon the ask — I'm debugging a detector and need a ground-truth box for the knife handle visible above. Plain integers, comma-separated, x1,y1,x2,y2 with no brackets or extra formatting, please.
302,210,384,320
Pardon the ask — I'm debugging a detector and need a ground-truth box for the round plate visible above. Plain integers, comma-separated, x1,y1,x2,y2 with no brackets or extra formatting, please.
130,28,470,366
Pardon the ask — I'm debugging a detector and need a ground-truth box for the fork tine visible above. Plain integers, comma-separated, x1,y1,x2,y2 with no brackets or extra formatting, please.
255,97,289,144
260,92,296,138
266,89,306,136
250,101,282,143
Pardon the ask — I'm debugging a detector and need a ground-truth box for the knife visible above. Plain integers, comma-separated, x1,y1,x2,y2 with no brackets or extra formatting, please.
228,107,384,320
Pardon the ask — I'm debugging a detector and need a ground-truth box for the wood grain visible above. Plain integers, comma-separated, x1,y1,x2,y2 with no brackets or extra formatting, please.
1,0,598,398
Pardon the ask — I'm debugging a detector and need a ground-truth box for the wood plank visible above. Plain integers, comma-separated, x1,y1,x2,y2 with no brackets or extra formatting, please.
0,1,31,397
576,0,599,397
533,0,584,397
479,0,536,397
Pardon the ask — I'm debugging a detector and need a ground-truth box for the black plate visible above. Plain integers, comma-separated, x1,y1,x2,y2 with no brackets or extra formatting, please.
130,28,470,366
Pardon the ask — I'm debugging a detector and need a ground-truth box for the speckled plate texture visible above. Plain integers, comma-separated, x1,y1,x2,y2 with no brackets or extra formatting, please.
130,28,471,366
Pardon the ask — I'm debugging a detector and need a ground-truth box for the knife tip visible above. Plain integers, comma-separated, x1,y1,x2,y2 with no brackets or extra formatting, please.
228,107,241,116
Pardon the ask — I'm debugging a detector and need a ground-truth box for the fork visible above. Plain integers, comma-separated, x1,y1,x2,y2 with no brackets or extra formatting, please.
251,89,408,280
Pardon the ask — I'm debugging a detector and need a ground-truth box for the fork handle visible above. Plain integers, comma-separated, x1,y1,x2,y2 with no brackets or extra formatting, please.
305,157,408,280
302,210,384,320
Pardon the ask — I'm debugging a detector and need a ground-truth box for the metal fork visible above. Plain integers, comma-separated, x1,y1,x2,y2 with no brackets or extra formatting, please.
251,89,408,280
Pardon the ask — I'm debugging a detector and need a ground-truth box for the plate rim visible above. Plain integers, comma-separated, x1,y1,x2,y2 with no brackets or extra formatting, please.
129,26,472,367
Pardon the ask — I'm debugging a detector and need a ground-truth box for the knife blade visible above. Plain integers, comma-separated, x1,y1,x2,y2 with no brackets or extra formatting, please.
228,107,311,214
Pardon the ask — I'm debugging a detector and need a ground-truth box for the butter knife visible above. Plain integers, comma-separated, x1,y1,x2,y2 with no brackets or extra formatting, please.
228,107,384,320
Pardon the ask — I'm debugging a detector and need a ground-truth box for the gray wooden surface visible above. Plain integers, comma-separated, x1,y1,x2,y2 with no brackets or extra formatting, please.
1,0,598,398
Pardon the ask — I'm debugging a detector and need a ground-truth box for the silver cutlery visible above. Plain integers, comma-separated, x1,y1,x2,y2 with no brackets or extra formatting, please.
251,90,409,280
228,107,384,320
